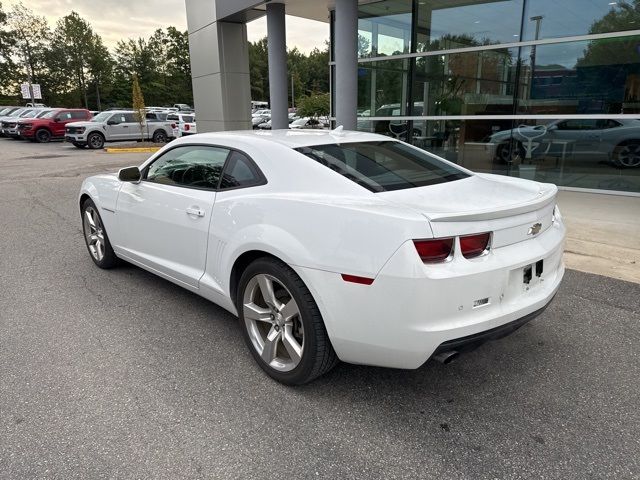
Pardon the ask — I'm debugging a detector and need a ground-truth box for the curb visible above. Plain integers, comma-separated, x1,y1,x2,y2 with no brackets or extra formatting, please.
104,147,161,153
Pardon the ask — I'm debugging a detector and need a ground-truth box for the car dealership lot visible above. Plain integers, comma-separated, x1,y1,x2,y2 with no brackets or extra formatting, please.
0,140,638,479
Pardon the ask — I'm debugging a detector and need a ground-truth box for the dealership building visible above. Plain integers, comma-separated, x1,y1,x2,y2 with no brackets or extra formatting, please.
186,0,640,195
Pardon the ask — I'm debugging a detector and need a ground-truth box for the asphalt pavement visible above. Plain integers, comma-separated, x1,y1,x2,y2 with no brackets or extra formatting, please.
0,139,638,479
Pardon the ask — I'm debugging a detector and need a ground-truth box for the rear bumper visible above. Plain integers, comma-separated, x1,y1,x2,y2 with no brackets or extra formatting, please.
433,298,552,355
296,217,565,369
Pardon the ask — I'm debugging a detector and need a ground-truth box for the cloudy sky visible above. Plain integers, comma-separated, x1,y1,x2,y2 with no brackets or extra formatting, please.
3,0,329,53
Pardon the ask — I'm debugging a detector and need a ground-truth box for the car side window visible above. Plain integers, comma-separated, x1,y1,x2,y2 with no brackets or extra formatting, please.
219,151,265,189
124,113,137,123
145,145,230,190
70,111,86,119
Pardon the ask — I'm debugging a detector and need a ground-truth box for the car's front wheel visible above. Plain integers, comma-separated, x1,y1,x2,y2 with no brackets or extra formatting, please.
237,257,338,385
87,132,105,150
35,128,52,143
81,199,118,269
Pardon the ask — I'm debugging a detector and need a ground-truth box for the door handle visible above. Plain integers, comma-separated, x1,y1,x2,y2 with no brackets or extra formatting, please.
123,125,129,128
186,207,205,217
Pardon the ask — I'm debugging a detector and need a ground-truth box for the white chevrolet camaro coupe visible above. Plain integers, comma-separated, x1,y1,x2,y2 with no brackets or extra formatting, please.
79,129,566,385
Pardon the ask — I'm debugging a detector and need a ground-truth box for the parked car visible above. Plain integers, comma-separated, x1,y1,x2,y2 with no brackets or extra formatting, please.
65,110,173,149
289,117,327,130
173,103,193,112
0,108,42,137
145,111,169,122
489,118,640,168
167,112,195,138
256,119,272,130
25,102,47,108
79,129,565,385
252,115,269,129
18,109,92,143
0,106,21,116
252,109,271,118
7,109,55,138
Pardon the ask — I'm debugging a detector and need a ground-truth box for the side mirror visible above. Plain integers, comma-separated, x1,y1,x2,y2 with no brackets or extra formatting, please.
107,120,118,125
118,166,141,183
54,117,61,122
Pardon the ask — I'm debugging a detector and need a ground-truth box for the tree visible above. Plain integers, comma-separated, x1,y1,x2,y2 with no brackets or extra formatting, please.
8,2,51,100
297,93,330,119
51,11,97,108
0,2,16,97
132,73,146,142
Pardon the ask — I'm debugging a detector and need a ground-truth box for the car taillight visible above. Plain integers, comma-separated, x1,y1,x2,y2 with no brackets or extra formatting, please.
171,123,176,129
413,238,454,263
184,124,190,131
460,232,491,259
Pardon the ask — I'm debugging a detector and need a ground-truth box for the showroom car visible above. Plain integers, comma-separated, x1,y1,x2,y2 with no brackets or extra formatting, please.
79,129,565,385
489,118,640,168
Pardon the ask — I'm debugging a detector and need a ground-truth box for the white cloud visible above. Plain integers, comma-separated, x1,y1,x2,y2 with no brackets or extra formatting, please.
2,0,329,53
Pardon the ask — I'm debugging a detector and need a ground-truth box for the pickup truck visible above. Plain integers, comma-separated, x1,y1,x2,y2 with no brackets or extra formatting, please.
64,110,173,149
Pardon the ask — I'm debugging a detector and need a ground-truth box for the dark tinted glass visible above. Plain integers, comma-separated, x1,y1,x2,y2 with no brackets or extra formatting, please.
296,141,469,192
517,35,640,115
219,151,265,189
70,111,87,119
146,145,230,189
357,59,410,117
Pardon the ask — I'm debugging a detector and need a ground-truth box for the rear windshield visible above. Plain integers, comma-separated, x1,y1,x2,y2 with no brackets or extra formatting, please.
295,141,469,192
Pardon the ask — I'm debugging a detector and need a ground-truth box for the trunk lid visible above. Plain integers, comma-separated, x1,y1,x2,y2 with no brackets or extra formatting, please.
378,173,557,248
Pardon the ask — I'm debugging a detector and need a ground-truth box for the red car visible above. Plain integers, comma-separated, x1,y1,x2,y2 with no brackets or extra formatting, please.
19,109,92,143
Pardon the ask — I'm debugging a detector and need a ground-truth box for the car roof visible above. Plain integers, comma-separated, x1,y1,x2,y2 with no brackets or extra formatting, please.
188,128,391,149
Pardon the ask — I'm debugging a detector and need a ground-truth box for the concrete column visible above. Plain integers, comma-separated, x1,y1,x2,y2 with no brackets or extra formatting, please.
335,0,358,130
267,2,289,130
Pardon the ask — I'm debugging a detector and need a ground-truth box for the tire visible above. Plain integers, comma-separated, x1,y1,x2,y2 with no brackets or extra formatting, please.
72,142,86,149
613,141,640,168
152,130,168,143
35,128,52,143
496,141,524,164
237,257,338,385
87,132,105,150
81,198,118,269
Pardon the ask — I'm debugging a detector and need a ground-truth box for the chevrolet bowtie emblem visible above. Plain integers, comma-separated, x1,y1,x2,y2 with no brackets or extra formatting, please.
528,222,542,236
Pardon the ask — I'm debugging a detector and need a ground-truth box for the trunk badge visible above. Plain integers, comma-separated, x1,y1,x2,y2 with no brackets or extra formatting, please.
528,223,542,236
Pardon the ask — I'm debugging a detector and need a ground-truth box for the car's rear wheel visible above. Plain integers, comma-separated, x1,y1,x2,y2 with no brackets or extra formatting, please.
237,257,338,385
81,199,118,269
152,130,168,143
87,132,105,150
613,142,640,168
35,128,52,143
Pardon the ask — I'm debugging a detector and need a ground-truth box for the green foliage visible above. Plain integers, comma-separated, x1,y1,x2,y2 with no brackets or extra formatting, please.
297,93,330,119
249,37,329,104
0,2,16,96
132,73,146,141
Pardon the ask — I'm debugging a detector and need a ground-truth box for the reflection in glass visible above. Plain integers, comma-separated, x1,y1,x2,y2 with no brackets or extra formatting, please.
517,35,640,115
524,0,640,41
358,0,412,58
413,48,518,116
357,58,410,126
416,0,523,52
357,118,640,193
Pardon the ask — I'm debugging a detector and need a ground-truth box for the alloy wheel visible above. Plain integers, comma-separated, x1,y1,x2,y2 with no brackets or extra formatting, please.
616,144,640,168
83,206,106,262
242,274,304,372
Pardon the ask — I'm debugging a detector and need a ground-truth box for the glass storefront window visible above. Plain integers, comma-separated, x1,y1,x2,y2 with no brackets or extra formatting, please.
357,58,410,120
517,35,640,115
416,0,524,52
358,0,412,58
357,117,640,193
412,47,519,116
524,0,640,41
